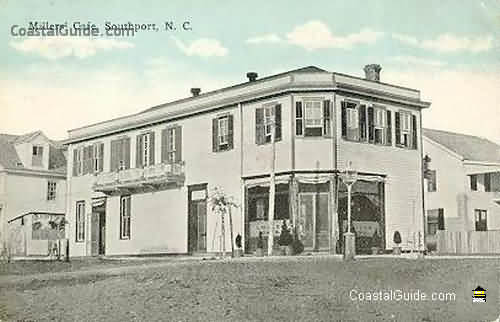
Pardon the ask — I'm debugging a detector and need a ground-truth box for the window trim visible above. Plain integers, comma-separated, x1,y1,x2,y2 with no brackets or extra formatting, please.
397,111,413,148
75,201,85,242
120,195,131,240
168,128,176,163
218,116,229,146
142,133,151,167
373,106,387,145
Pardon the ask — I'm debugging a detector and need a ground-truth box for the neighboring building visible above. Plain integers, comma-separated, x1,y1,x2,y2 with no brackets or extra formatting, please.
0,131,67,256
64,65,430,257
423,128,500,246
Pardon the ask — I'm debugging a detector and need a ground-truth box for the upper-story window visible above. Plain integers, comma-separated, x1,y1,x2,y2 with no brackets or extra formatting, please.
484,173,491,192
395,111,417,149
256,104,281,145
342,101,394,146
32,145,43,166
92,143,104,173
136,132,155,168
73,143,104,177
213,115,233,152
296,99,331,137
161,126,182,163
372,107,390,145
470,174,478,191
110,137,131,171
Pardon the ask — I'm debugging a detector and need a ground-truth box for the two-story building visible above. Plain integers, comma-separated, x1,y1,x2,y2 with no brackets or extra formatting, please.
0,131,67,256
64,65,430,257
423,128,500,245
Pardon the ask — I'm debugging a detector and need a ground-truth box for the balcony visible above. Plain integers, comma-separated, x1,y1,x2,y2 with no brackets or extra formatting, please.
93,162,185,194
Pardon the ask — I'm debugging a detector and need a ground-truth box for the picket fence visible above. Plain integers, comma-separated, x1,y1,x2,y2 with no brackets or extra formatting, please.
436,230,500,254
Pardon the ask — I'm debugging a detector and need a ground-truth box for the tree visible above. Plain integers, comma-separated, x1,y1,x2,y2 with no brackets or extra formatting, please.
209,187,238,258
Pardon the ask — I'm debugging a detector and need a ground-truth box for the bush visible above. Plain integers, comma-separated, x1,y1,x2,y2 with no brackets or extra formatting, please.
393,231,402,245
256,231,264,249
235,234,242,249
291,236,304,255
278,221,293,246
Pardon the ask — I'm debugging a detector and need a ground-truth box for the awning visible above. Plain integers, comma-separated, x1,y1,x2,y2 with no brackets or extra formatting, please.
245,175,291,188
91,197,107,207
295,174,334,184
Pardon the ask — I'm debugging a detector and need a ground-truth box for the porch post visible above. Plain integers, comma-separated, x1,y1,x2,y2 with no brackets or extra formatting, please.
290,176,297,236
267,116,276,256
329,176,337,254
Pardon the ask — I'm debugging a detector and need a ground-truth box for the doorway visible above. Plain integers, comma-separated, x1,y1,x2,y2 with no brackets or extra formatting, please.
297,182,330,251
188,184,208,253
91,199,106,256
338,180,385,254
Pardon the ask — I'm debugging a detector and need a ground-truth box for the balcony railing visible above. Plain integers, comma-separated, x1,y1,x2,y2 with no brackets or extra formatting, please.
93,162,185,193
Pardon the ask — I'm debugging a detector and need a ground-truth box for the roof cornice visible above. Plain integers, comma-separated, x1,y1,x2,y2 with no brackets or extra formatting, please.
64,71,429,145
0,167,66,178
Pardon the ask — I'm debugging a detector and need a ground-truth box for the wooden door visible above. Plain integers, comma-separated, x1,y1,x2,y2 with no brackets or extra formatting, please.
99,213,106,255
299,194,315,249
90,213,99,256
188,200,207,253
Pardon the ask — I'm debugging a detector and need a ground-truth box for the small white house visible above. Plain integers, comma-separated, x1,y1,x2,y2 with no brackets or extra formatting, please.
423,128,500,250
0,131,67,256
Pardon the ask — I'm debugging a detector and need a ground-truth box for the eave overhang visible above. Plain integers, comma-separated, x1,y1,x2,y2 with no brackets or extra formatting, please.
64,71,430,145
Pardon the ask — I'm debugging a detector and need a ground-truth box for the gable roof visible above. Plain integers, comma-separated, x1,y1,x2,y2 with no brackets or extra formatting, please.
0,134,23,168
0,131,67,173
13,130,44,144
423,128,500,163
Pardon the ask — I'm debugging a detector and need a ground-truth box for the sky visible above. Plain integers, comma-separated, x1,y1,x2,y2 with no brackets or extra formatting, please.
0,0,499,144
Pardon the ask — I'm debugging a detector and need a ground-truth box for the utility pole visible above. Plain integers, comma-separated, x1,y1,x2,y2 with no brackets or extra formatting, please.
268,112,276,256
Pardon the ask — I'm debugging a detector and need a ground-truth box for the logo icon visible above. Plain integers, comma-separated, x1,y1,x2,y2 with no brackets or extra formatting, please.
472,286,486,303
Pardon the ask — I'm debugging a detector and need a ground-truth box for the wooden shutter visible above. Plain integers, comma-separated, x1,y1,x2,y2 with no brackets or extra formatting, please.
296,101,303,136
175,126,182,162
359,105,367,141
72,149,78,176
161,129,169,163
411,114,418,149
341,101,347,138
82,146,89,175
386,110,392,146
110,139,119,171
149,132,155,166
228,115,234,149
367,106,374,143
274,104,282,142
136,135,143,168
98,143,104,172
323,100,331,136
395,112,401,145
255,108,264,145
438,208,445,230
212,118,219,152
123,138,130,169
127,196,131,237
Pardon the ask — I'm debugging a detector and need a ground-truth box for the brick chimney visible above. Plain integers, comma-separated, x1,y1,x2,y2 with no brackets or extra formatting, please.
363,64,382,82
190,88,201,96
246,72,258,82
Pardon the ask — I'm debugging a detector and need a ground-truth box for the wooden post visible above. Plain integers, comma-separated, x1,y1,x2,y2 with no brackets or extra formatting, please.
221,212,226,258
268,115,276,256
229,206,234,258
